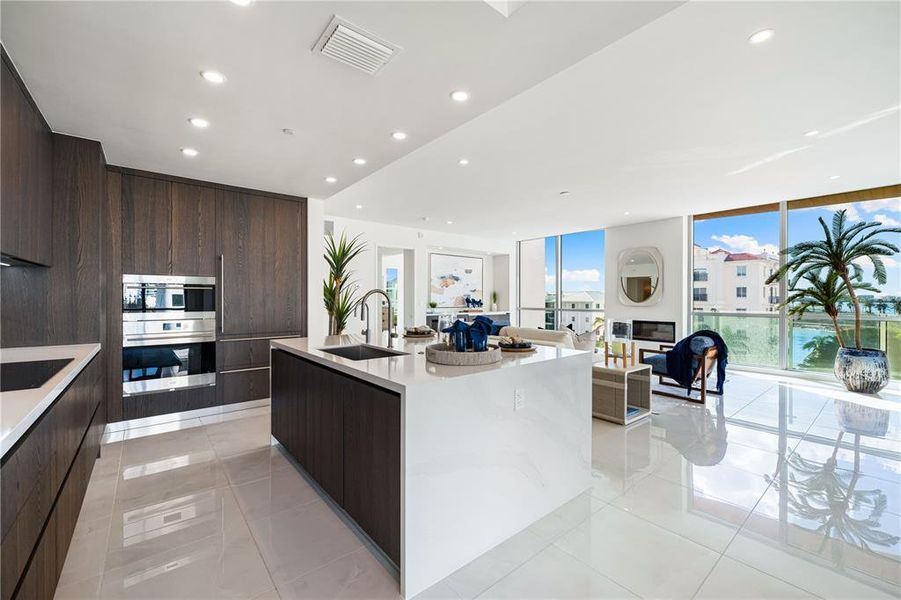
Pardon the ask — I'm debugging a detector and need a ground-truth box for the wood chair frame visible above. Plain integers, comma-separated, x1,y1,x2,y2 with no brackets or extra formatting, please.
638,343,721,404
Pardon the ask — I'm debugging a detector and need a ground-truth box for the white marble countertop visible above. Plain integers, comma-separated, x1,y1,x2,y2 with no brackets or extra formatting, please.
271,334,586,394
1,343,101,457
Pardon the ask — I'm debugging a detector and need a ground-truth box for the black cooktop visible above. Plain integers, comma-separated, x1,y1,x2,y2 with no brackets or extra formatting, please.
0,359,73,392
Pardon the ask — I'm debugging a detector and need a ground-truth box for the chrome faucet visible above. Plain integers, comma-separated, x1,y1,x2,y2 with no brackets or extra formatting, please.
356,289,395,348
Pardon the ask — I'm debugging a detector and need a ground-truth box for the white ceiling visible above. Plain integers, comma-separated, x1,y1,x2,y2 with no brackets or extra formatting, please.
0,0,681,200
327,1,901,239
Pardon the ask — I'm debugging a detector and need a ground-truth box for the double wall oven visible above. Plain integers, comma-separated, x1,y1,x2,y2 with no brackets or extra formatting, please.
122,274,217,396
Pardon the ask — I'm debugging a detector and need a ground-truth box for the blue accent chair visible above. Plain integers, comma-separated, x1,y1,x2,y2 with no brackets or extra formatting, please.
639,336,721,403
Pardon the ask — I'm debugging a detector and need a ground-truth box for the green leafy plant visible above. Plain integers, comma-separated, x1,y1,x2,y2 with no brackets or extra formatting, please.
779,270,877,348
766,209,900,349
428,300,438,309
490,291,498,304
323,232,366,335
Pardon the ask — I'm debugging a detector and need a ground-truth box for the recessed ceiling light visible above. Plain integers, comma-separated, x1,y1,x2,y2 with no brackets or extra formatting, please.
446,220,454,225
804,130,820,137
748,29,775,44
829,175,841,180
391,131,408,141
230,0,254,5
353,158,367,166
325,176,337,184
450,90,470,103
282,128,295,136
188,117,209,129
458,158,469,166
511,231,517,236
180,147,198,157
200,70,226,84
624,211,630,215
355,204,363,209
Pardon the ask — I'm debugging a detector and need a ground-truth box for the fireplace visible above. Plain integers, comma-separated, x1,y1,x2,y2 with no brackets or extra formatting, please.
632,320,676,343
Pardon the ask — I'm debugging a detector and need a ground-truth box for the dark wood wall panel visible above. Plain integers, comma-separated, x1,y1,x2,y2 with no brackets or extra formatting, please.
0,135,106,349
0,46,53,266
47,136,106,345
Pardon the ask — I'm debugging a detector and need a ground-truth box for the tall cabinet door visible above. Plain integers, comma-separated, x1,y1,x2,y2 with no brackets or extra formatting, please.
121,175,170,274
216,191,303,336
170,182,216,276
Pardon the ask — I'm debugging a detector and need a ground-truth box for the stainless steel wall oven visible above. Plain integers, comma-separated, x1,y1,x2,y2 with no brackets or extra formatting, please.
122,275,216,396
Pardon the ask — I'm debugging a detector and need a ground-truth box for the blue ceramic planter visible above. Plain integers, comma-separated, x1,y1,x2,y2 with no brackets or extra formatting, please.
834,347,889,394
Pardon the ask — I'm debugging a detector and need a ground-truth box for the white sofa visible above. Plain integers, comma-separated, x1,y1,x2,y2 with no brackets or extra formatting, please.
494,326,575,349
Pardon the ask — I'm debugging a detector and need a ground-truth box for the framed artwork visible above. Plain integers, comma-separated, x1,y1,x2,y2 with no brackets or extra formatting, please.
429,253,484,308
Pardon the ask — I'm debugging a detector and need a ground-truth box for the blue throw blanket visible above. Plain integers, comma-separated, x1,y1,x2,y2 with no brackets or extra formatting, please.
664,330,728,394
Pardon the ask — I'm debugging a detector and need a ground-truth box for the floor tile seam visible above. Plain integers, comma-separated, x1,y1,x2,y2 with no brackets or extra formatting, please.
443,530,557,599
718,552,830,599
214,476,280,592
687,552,726,600
727,513,901,593
546,536,646,599
269,543,367,593
651,450,785,490
606,496,743,555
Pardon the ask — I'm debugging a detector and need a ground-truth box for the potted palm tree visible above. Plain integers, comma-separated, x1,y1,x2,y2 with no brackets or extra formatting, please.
323,232,366,335
767,210,899,393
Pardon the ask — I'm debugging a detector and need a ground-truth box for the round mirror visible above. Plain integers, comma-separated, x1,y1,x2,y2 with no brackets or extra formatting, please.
618,248,662,305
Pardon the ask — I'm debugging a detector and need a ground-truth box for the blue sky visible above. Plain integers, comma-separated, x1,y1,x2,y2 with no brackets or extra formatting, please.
544,229,605,293
693,198,901,295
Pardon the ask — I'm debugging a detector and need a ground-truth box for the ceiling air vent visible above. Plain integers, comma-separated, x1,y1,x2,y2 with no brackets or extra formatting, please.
314,16,401,76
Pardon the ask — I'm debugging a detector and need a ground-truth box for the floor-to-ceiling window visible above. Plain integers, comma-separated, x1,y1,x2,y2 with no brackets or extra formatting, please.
786,194,901,377
691,186,900,375
692,204,781,367
518,229,605,341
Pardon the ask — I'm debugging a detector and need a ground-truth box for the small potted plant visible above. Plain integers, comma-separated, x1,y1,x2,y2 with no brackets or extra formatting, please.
490,291,498,312
428,300,438,311
767,209,899,393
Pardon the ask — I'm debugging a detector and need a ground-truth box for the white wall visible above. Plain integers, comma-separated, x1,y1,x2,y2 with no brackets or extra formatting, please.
603,216,689,343
307,198,327,340
308,211,515,337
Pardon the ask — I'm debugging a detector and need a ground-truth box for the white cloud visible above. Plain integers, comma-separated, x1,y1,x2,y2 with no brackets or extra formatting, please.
562,269,601,283
852,255,898,269
821,198,901,223
710,234,778,256
545,269,602,285
874,213,901,227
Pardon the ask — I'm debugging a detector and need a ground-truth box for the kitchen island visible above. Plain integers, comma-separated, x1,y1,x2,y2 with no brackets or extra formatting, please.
270,334,592,598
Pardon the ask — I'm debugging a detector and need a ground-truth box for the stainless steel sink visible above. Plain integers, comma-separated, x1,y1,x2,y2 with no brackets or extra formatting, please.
319,344,408,361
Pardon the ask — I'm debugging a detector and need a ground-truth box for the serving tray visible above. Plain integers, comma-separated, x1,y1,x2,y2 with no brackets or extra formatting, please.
425,343,502,366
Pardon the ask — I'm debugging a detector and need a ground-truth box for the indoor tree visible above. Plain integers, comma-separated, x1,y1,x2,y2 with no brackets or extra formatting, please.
323,232,367,335
767,209,900,350
779,269,877,349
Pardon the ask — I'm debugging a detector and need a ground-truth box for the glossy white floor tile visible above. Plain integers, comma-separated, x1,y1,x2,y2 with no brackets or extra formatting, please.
55,371,901,599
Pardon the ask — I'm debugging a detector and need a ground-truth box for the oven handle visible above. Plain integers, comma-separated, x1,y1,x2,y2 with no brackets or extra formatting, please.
219,254,226,334
123,285,214,291
123,334,216,346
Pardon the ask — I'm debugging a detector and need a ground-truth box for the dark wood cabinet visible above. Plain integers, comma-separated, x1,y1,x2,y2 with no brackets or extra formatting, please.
343,379,401,565
170,182,216,276
120,175,217,277
0,48,53,266
0,356,103,600
218,368,270,406
216,191,304,337
270,350,400,566
122,385,217,421
121,174,170,275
